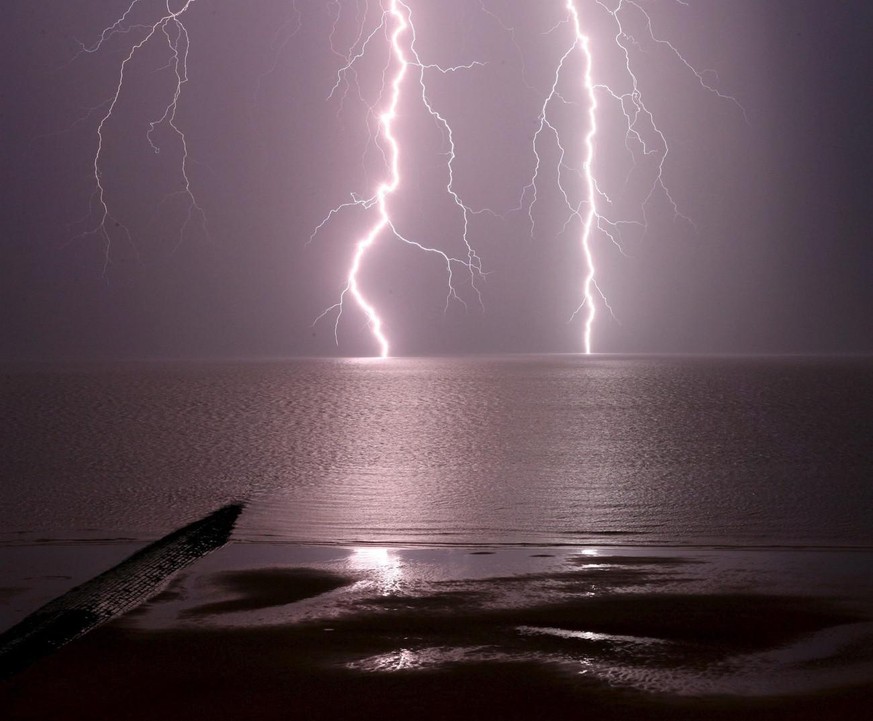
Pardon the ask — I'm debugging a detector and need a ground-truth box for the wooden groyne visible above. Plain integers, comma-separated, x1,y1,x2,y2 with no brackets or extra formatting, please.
0,503,243,679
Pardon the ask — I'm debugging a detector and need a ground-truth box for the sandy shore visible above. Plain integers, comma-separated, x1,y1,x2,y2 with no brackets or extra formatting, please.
3,544,873,719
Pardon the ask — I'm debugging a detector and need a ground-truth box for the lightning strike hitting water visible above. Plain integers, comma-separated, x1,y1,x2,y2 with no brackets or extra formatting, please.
513,0,744,353
71,1,741,356
567,2,600,354
310,0,486,357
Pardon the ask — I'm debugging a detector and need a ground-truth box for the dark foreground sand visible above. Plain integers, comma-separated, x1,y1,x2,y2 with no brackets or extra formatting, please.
3,546,873,720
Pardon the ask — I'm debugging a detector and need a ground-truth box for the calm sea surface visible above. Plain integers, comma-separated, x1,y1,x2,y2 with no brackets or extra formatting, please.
2,356,872,548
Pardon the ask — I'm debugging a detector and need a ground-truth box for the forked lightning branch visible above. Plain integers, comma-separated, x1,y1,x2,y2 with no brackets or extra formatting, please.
74,0,743,357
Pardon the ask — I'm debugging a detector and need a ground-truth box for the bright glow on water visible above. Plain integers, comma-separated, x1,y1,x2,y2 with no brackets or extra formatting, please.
2,355,873,547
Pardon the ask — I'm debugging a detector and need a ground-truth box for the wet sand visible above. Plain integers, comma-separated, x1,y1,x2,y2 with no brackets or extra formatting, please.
2,545,873,719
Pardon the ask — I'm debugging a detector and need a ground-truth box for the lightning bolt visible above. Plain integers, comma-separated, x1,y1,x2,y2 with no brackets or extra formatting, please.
310,0,486,358
69,0,742,357
513,0,744,354
566,1,600,355
73,0,206,274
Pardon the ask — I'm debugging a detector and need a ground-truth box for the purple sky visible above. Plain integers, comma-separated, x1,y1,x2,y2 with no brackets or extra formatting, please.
1,0,871,359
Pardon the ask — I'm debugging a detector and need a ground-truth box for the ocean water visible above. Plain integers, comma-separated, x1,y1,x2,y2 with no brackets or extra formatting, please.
2,355,872,548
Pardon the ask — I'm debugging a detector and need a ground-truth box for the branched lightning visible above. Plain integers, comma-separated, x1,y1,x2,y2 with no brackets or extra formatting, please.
74,0,206,273
253,0,303,105
310,0,487,357
71,0,742,356
512,0,745,353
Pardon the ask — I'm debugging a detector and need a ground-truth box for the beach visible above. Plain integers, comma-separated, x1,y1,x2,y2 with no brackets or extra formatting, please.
3,357,873,717
3,542,873,719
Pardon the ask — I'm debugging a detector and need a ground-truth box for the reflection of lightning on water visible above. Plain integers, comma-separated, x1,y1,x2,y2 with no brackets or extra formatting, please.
74,0,206,274
310,0,486,358
350,547,403,594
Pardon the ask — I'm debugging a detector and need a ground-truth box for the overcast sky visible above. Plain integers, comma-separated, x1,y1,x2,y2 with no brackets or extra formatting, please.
1,0,871,360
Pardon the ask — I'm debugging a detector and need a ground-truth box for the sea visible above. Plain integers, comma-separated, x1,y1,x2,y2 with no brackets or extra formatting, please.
4,355,873,716
2,354,872,549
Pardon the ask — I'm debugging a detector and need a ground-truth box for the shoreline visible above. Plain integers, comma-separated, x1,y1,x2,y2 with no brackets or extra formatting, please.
3,542,873,718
